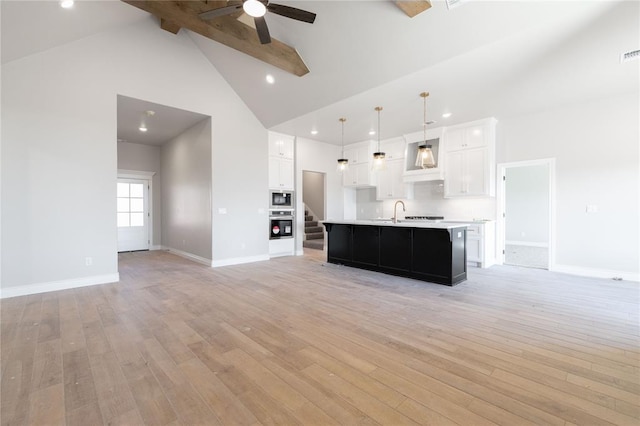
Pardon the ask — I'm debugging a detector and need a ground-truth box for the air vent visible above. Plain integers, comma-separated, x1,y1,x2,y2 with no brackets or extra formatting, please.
446,0,468,10
620,49,640,63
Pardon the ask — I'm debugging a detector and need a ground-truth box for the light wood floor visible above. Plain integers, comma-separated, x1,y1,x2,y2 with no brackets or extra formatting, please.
2,250,639,425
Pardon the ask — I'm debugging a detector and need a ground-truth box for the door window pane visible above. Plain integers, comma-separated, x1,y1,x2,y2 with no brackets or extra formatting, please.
130,198,143,212
117,183,130,197
130,183,144,198
117,198,130,212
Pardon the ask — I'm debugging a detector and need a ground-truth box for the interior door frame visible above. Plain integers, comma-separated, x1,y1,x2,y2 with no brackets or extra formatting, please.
496,158,556,270
117,169,156,250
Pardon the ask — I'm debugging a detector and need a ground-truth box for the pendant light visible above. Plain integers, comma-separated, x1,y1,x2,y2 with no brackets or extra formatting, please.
337,117,349,172
372,106,386,171
415,92,436,169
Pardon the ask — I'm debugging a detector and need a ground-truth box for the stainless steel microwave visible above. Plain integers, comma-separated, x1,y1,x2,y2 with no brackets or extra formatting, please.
269,190,294,209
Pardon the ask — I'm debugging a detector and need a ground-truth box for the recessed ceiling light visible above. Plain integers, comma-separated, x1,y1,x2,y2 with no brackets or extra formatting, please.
145,110,155,116
265,74,275,84
442,112,452,118
310,130,318,135
369,130,376,136
139,125,148,132
60,0,74,9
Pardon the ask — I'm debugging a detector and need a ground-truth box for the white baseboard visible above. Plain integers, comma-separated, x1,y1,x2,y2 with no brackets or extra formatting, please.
505,240,549,248
553,264,639,283
0,273,120,299
211,254,269,268
163,247,211,266
149,245,163,251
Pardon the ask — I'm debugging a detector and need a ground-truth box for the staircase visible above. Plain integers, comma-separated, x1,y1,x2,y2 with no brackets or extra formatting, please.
303,209,324,250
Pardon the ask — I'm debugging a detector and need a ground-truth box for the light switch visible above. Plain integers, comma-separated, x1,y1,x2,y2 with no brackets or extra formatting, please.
218,208,227,214
586,204,599,213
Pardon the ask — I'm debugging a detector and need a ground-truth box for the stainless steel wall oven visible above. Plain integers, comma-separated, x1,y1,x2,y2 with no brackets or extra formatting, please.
269,210,294,239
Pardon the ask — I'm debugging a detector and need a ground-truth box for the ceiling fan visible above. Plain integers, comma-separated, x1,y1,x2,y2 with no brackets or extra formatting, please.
199,0,316,45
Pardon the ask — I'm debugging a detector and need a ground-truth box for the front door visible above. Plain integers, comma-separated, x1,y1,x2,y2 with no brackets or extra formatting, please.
117,178,149,252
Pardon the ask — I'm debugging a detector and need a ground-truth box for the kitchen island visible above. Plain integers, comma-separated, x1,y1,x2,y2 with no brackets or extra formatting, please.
322,220,468,286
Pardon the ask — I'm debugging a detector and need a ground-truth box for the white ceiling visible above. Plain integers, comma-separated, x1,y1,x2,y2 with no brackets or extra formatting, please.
117,95,210,146
2,1,638,145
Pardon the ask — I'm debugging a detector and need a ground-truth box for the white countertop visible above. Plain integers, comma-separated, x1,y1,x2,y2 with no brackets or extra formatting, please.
321,219,470,230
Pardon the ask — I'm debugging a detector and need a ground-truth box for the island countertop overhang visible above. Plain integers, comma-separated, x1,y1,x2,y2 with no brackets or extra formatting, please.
321,219,470,230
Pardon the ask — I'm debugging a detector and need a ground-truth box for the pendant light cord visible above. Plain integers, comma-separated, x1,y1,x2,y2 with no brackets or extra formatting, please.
423,94,427,143
421,92,429,144
375,106,382,151
341,118,345,157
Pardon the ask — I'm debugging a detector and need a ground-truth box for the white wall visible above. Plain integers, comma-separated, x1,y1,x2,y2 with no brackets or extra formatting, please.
1,17,268,294
117,141,162,247
295,137,344,254
499,93,639,277
161,118,212,260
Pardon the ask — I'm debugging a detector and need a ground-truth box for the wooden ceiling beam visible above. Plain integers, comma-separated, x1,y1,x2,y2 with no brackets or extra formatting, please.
160,18,181,34
121,0,310,76
395,0,432,18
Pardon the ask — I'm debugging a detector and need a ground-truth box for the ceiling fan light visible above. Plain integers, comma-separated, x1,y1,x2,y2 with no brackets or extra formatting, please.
60,0,74,9
243,0,267,18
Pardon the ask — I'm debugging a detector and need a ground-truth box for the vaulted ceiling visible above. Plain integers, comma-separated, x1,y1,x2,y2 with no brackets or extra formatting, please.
2,1,638,145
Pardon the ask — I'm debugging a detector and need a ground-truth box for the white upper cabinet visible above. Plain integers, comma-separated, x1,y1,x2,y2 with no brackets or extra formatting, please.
268,131,295,160
380,136,406,161
342,140,376,187
268,131,295,190
443,118,497,198
445,123,489,152
402,127,445,182
269,157,294,190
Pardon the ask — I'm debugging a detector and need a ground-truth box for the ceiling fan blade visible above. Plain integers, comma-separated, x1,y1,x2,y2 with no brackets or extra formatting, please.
199,4,243,20
254,16,271,44
267,3,316,24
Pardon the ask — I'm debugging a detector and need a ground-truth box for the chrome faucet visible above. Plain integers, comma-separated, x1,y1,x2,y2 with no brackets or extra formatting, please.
392,200,405,224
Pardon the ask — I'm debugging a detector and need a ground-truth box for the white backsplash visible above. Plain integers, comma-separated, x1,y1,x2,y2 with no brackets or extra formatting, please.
355,181,497,221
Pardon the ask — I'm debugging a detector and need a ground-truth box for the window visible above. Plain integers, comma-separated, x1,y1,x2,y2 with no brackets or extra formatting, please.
117,182,145,227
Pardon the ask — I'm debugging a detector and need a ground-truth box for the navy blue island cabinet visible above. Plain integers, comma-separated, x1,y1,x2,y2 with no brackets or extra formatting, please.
322,221,467,286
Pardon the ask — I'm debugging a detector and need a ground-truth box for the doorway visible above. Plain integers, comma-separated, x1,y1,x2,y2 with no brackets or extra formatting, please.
497,159,555,270
116,94,213,264
302,170,326,251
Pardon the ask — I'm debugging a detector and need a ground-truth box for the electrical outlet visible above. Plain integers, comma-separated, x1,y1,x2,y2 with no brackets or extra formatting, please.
85,257,92,266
